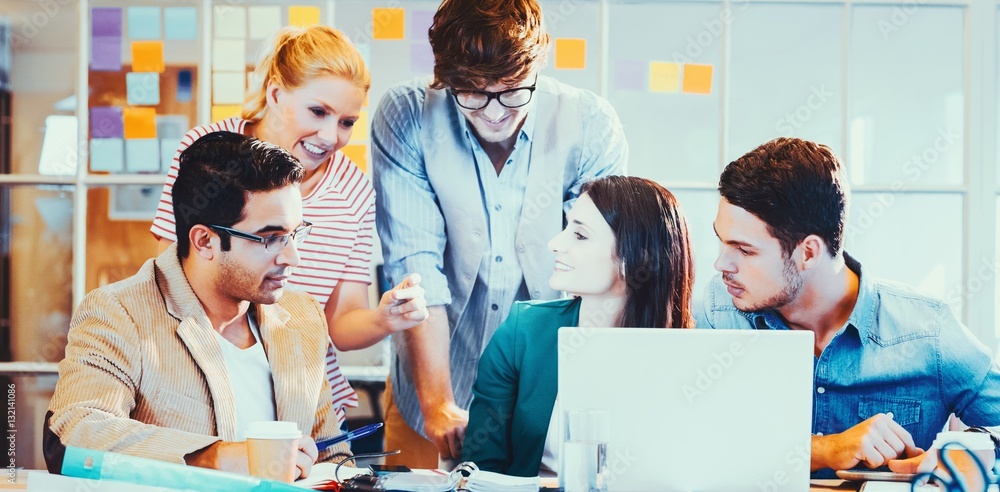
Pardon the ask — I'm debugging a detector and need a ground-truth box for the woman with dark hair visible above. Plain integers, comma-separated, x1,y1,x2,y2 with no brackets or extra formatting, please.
461,175,696,477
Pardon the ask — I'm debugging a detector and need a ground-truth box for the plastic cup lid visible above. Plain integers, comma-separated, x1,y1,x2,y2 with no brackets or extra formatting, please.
245,421,302,440
932,431,994,450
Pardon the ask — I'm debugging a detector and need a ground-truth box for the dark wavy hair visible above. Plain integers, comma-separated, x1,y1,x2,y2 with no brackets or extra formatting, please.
428,0,550,89
720,137,848,258
172,132,304,259
583,176,696,329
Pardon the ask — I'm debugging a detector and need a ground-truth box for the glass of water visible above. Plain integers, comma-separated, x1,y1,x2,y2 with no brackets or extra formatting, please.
561,409,609,492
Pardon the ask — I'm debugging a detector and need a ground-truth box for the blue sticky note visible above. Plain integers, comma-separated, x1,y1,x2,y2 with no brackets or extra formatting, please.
126,72,160,105
160,138,182,173
177,70,193,103
128,6,161,40
90,138,124,173
355,44,370,66
164,7,197,40
125,138,161,173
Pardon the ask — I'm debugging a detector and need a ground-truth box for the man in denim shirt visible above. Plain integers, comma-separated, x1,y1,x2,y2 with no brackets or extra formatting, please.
697,137,1000,478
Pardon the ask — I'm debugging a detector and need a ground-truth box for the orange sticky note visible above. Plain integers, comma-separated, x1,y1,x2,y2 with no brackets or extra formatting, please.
649,62,680,93
123,107,157,139
349,110,369,144
131,41,164,73
372,8,405,40
212,105,243,122
341,144,368,173
288,6,320,27
554,38,586,70
682,64,713,95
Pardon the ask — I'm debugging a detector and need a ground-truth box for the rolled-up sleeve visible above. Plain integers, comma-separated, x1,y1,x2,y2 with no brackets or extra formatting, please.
371,85,452,307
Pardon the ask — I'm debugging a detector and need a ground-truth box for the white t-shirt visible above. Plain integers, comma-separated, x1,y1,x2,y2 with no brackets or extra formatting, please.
538,397,562,477
215,314,276,441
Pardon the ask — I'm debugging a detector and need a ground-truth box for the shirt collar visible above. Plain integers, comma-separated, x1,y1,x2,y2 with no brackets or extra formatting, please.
841,252,876,342
746,252,874,342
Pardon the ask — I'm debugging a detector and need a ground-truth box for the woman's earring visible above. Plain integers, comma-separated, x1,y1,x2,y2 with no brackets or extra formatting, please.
619,260,627,279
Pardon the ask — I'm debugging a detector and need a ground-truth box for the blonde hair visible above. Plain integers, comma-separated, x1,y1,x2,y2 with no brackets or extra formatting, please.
242,25,371,123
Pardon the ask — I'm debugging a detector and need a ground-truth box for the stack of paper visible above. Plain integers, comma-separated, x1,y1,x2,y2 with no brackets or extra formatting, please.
462,470,539,492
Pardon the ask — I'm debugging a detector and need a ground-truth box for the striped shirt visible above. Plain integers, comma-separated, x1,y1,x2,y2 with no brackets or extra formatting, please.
150,117,372,423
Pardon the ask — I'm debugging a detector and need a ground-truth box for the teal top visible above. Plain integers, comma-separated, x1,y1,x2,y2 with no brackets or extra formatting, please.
462,297,582,477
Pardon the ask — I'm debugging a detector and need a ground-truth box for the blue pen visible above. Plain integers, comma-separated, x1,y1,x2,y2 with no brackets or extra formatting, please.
316,422,384,452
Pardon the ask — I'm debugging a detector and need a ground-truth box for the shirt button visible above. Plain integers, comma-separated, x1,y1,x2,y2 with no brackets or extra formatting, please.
816,387,826,394
816,432,824,436
516,243,525,253
494,204,502,212
531,290,540,299
491,304,498,311
495,256,503,263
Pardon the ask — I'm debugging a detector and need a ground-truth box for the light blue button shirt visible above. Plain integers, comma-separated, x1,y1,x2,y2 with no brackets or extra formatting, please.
372,76,628,435
696,254,1000,478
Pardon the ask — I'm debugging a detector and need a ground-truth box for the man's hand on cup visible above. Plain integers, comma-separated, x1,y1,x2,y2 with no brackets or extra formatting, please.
295,436,319,479
424,402,469,460
816,413,924,470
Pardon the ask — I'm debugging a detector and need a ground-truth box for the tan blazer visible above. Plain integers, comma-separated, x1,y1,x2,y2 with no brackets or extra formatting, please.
48,245,351,464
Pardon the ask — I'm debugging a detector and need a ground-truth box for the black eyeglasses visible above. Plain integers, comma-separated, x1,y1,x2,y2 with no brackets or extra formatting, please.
450,76,538,110
208,221,313,253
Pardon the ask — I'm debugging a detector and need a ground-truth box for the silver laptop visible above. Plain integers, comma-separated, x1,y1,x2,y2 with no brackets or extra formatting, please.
557,328,814,492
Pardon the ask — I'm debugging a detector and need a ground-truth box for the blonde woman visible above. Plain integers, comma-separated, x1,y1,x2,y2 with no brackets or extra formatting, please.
151,26,428,426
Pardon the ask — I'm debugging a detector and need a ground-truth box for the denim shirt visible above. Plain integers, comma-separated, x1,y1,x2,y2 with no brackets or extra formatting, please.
696,254,1000,478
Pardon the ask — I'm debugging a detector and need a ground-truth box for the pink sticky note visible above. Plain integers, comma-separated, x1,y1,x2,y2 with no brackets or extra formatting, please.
91,36,122,71
410,11,434,41
92,7,122,37
614,61,646,91
410,43,434,74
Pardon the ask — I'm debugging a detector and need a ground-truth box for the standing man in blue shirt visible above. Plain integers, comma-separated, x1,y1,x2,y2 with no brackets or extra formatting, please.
698,137,1000,478
371,0,627,468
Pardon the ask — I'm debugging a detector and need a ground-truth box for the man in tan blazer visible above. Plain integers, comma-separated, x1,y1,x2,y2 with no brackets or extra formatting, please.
45,132,350,478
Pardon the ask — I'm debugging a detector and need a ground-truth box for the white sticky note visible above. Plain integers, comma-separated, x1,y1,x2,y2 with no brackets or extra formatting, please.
213,6,246,39
90,138,125,173
126,72,160,105
213,39,246,71
249,6,282,40
160,138,183,173
212,72,246,104
125,138,161,172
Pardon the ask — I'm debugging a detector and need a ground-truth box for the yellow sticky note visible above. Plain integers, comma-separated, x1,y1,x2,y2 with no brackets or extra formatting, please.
341,144,368,173
682,64,714,95
350,110,369,143
554,38,586,70
289,6,321,28
213,72,246,104
649,62,680,93
131,41,164,73
372,8,405,40
212,105,243,122
123,107,157,139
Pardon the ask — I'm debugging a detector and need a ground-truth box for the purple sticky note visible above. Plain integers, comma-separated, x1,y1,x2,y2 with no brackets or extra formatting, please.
410,42,434,74
615,60,646,91
91,106,124,138
91,36,122,71
92,7,123,37
410,10,434,41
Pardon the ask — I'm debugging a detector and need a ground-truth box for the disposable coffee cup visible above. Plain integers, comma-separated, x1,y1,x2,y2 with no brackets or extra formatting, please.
932,431,996,491
245,421,302,483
